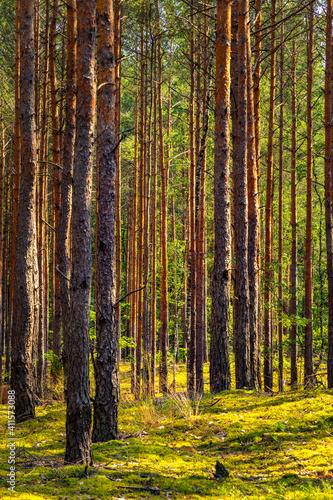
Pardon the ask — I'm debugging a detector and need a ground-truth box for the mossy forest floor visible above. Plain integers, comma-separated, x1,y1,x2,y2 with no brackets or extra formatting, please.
1,363,333,499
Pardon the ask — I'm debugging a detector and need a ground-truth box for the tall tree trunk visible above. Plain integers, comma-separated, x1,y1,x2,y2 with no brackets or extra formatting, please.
325,0,333,389
59,0,77,388
0,114,4,383
246,8,260,390
92,0,119,443
290,39,298,390
278,7,284,392
65,0,95,465
136,18,146,397
158,30,169,394
49,0,62,358
263,0,277,393
210,0,232,394
38,0,50,387
9,0,22,374
11,0,39,422
151,55,157,395
115,0,122,348
130,87,139,394
304,1,314,388
233,0,250,389
188,0,196,395
142,32,152,396
253,0,262,390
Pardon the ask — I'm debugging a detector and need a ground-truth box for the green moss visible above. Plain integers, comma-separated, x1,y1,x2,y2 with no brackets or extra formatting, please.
0,364,333,499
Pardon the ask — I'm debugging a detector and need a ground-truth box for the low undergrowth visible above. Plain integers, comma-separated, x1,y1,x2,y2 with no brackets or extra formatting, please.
0,363,333,499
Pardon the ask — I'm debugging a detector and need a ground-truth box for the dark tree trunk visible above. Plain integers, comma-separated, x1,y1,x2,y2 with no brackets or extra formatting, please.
233,0,250,389
11,0,39,423
59,0,76,389
325,0,333,389
65,0,95,465
210,0,232,394
92,0,119,443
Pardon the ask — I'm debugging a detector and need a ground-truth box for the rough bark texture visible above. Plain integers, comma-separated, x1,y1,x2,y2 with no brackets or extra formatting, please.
11,0,39,423
59,0,76,388
304,2,314,388
49,0,62,357
9,0,22,376
263,0,277,393
65,0,95,465
210,0,232,394
233,0,250,389
325,0,333,389
92,0,119,443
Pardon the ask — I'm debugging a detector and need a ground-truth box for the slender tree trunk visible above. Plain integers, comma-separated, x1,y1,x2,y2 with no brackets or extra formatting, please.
92,0,119,443
158,30,169,394
0,114,4,383
142,33,153,396
65,0,95,465
59,0,76,388
210,0,232,394
39,0,50,387
278,8,284,392
290,39,298,390
49,0,62,358
136,20,145,398
263,0,277,393
325,0,333,389
246,8,260,390
130,87,139,394
11,0,39,422
304,1,314,389
253,0,262,390
151,55,157,395
188,0,196,395
115,0,122,347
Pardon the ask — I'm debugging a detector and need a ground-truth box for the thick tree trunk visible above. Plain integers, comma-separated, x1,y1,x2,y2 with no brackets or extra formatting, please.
11,0,39,423
233,0,250,389
9,0,22,376
210,0,232,394
65,0,95,465
92,0,119,443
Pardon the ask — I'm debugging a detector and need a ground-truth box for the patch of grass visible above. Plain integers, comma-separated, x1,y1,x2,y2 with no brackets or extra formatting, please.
0,363,333,499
